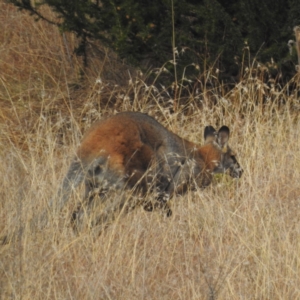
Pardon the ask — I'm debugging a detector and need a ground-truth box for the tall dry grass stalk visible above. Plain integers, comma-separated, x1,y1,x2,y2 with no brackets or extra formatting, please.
1,1,300,299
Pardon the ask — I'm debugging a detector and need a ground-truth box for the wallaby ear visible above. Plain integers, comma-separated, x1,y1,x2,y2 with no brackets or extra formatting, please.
204,126,217,143
217,126,230,148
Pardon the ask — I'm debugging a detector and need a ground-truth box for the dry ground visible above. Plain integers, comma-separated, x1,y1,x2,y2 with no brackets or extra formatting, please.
1,2,300,299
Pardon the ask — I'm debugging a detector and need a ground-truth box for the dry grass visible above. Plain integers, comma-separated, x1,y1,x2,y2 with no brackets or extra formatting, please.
1,2,300,299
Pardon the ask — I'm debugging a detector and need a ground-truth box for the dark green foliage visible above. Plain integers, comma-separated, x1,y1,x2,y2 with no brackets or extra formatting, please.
9,0,299,83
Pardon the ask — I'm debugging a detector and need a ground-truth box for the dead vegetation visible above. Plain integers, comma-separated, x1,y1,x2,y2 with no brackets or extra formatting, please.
1,1,300,299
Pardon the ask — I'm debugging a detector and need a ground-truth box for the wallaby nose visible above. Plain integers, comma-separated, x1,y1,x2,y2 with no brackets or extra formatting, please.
236,167,243,178
230,165,243,178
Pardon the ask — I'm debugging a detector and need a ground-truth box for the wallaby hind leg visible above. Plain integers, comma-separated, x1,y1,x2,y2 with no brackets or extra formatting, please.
71,157,126,234
71,181,110,233
91,194,128,232
73,192,131,237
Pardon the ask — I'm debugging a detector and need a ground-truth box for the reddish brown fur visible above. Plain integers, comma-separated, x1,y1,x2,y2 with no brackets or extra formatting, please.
198,144,222,172
72,113,242,194
78,116,158,177
59,112,242,230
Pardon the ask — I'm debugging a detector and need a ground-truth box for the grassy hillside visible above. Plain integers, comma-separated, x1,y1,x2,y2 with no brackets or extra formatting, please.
1,1,300,299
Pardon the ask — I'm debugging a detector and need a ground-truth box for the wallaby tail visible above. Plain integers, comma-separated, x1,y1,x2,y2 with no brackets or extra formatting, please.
1,159,86,245
31,159,87,232
54,158,86,212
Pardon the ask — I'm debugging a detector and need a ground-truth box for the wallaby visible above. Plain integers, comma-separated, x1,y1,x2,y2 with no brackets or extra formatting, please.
2,112,243,242
57,112,243,231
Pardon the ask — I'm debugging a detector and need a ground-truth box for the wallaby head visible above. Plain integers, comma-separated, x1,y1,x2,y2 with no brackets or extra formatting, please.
202,125,243,179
